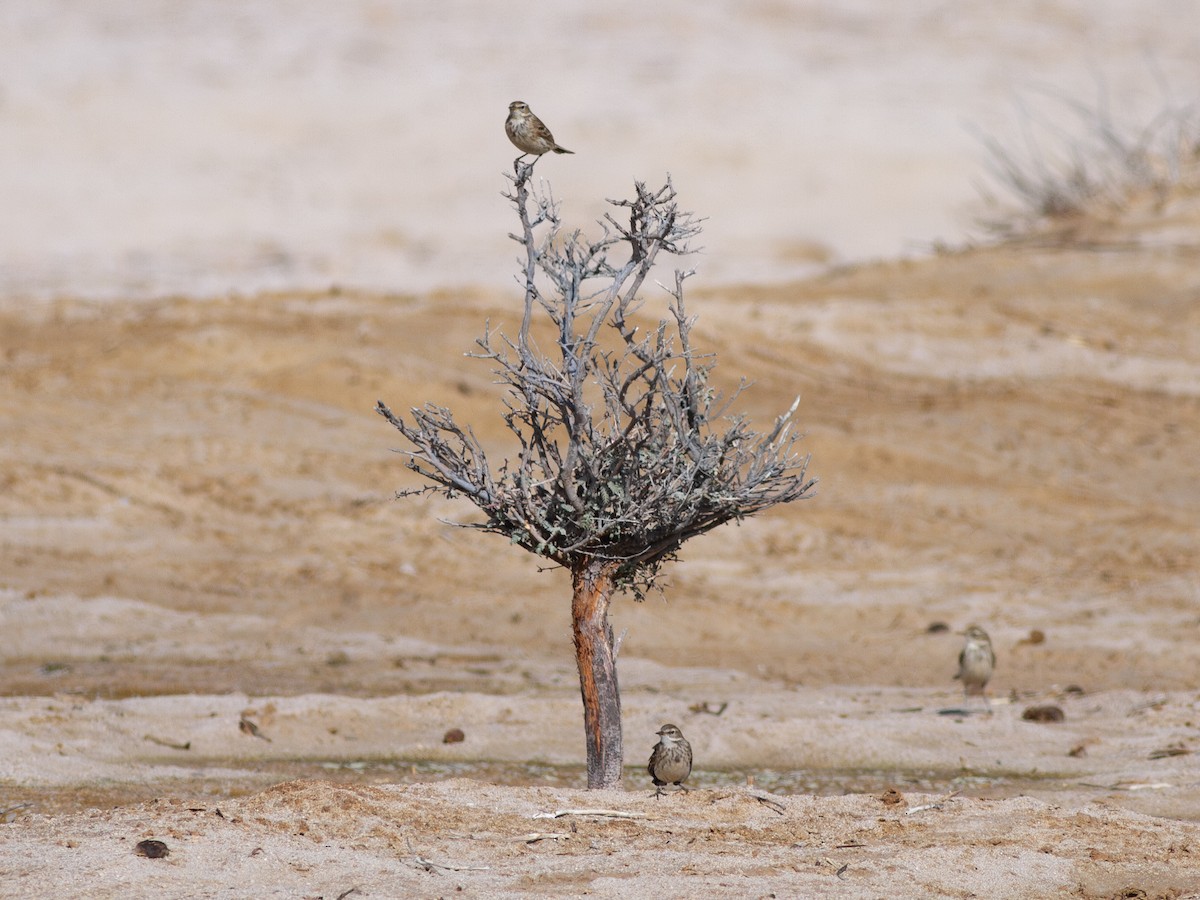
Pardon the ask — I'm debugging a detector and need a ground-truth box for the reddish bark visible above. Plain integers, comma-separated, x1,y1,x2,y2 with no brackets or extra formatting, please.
571,558,624,789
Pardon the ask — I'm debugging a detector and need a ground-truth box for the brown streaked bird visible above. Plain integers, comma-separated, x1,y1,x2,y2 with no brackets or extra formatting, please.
955,624,996,709
505,100,574,161
647,723,692,797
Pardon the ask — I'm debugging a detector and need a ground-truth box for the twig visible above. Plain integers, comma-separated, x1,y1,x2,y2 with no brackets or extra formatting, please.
405,840,490,874
904,789,961,816
747,792,786,815
143,734,191,750
1080,781,1174,792
532,808,647,820
1148,746,1190,760
818,857,852,879
408,855,491,874
510,832,572,843
904,802,942,815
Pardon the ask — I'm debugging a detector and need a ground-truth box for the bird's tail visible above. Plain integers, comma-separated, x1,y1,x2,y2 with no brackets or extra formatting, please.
553,147,575,155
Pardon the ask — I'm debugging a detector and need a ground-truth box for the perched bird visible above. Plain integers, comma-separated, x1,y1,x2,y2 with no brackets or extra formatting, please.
955,625,996,709
505,101,574,161
647,723,692,797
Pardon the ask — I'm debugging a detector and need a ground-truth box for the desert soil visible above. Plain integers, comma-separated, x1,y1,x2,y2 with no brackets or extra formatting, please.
4,187,1200,897
6,3,1200,894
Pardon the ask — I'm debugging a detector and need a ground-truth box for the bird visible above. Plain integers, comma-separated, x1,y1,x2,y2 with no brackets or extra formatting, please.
955,625,996,709
647,723,692,797
505,100,574,162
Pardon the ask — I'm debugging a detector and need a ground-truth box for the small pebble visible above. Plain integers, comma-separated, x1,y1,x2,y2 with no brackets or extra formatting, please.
1022,705,1065,723
135,839,170,859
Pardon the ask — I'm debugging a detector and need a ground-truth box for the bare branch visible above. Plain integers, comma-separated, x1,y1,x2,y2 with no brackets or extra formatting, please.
378,167,816,597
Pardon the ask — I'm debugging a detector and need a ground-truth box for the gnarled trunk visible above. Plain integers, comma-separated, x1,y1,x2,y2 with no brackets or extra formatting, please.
571,558,623,789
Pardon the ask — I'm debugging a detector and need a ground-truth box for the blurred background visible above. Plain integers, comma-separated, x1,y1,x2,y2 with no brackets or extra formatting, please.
2,0,1199,301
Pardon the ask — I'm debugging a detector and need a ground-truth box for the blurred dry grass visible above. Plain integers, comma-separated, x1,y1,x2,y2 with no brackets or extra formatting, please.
973,82,1200,244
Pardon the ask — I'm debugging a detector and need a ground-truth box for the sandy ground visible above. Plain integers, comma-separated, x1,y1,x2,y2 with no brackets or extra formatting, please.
4,214,1200,895
5,2,1200,898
